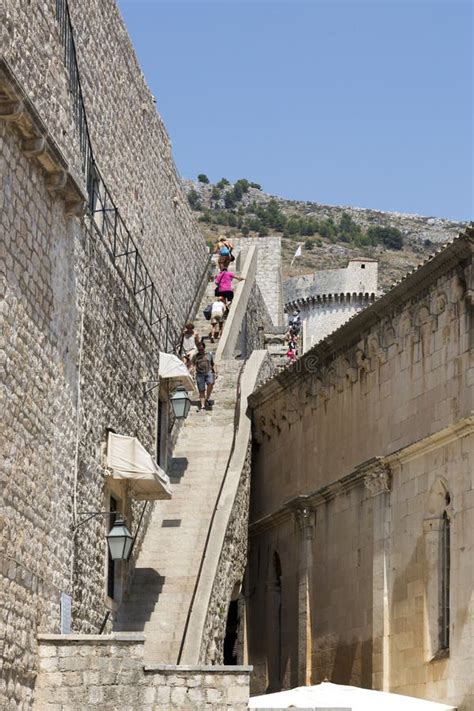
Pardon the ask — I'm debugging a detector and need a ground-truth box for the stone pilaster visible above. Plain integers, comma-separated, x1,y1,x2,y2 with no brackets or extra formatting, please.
364,460,392,691
293,504,315,686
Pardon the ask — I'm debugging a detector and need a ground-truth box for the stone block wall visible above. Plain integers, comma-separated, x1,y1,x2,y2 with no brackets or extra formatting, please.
1,115,161,707
2,0,208,326
247,234,474,709
34,635,251,710
233,236,284,326
235,282,273,360
1,1,209,706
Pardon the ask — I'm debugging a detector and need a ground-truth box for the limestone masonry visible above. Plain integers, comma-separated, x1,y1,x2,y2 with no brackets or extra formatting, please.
1,0,473,709
284,258,379,351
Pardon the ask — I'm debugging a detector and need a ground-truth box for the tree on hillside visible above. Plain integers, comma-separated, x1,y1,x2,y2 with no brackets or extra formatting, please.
367,225,403,250
224,191,237,209
197,174,209,184
217,178,230,189
187,189,201,210
338,212,362,243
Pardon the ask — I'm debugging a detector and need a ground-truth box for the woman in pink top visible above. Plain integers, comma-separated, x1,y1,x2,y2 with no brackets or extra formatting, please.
214,267,245,304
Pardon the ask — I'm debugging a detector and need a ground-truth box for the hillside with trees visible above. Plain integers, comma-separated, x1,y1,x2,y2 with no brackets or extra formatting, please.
184,176,465,291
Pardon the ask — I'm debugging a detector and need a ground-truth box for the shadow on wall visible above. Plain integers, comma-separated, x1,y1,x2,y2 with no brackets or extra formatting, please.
331,638,372,688
116,569,166,631
168,456,189,483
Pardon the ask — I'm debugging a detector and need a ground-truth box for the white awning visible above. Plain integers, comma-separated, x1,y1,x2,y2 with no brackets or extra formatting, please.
159,352,195,392
106,432,172,500
249,682,457,710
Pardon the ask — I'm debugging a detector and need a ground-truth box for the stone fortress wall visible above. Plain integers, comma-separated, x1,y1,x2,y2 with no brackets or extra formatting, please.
284,259,379,351
1,0,208,707
2,0,208,325
232,236,284,327
284,258,378,304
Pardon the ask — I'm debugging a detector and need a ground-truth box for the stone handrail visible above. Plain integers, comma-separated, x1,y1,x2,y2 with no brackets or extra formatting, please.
215,246,257,361
179,350,269,664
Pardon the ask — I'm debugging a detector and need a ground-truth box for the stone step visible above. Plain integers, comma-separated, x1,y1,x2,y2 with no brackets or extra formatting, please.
116,277,242,663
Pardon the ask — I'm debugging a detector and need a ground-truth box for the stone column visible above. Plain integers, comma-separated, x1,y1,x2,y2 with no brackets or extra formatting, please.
364,462,391,691
294,505,315,686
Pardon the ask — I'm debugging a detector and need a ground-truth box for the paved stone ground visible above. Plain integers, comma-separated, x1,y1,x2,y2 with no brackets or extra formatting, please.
116,281,243,664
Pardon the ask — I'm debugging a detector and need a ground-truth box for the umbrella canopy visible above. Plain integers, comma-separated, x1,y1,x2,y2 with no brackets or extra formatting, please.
248,682,457,711
159,352,195,392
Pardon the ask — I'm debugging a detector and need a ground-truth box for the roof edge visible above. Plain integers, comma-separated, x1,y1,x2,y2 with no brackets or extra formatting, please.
250,226,474,409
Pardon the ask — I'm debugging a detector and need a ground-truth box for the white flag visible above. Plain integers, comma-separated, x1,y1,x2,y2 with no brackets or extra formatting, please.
290,244,302,266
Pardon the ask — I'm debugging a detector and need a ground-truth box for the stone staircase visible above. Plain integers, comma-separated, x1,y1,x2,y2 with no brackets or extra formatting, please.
116,279,243,664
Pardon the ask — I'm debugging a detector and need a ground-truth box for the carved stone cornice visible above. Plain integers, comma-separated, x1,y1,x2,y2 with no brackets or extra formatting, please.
0,58,86,216
249,457,388,536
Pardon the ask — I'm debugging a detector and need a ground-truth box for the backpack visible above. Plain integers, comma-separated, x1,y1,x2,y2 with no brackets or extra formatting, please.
196,351,214,375
219,245,230,256
203,304,212,321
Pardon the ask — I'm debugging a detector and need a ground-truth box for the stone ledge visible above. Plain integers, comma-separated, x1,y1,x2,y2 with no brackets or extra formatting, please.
38,633,145,644
0,57,87,216
144,664,253,673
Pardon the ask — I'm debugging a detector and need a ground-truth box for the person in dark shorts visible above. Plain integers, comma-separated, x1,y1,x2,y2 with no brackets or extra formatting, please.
214,267,245,305
192,341,217,411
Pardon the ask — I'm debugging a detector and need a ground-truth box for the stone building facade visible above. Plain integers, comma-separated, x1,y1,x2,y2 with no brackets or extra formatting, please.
247,230,474,710
1,1,208,707
284,259,378,351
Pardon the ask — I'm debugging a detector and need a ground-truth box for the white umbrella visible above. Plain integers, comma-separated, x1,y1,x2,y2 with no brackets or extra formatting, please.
248,682,457,711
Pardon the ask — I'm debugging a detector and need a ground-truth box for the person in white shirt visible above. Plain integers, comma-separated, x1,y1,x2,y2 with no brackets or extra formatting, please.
210,296,227,342
181,322,200,371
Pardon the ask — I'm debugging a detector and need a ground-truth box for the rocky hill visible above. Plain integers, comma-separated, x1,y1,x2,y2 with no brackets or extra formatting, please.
183,177,467,292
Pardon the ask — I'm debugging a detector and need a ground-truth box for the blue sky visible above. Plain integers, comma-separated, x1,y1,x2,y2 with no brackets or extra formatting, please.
118,0,473,221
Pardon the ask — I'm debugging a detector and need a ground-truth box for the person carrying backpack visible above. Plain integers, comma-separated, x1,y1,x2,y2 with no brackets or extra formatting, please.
214,236,234,269
192,341,217,411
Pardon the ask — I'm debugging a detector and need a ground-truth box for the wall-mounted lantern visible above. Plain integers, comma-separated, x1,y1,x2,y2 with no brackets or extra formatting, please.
75,512,134,561
169,385,191,420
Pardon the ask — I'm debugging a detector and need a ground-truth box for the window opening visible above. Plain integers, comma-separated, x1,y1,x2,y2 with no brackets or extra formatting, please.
361,264,366,269
224,600,239,664
273,552,283,688
439,511,450,650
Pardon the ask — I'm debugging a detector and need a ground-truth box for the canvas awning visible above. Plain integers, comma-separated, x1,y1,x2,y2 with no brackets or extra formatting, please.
248,682,457,710
159,352,195,393
106,432,172,500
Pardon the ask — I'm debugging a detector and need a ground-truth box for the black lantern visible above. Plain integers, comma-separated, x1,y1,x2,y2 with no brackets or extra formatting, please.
106,516,134,561
170,386,191,419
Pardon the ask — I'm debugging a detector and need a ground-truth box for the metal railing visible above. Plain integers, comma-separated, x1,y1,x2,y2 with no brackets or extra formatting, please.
55,0,94,190
54,0,186,352
87,165,178,350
